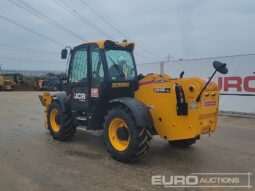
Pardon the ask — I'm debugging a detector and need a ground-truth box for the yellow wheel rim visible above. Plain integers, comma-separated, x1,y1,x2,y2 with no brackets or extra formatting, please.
50,108,61,133
108,118,130,151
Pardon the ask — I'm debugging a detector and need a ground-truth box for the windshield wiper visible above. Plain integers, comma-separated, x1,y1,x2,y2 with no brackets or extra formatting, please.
107,55,125,78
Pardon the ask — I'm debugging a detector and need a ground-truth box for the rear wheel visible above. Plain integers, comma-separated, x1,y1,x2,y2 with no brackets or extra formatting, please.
47,102,75,141
104,106,151,163
168,138,196,148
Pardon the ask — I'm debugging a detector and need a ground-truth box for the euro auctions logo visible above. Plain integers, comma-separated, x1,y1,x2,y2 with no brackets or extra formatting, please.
152,175,198,187
151,173,253,188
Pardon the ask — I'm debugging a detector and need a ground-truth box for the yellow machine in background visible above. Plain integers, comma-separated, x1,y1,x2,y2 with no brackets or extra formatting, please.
39,40,228,162
3,80,14,90
34,79,45,91
0,76,4,90
0,75,15,91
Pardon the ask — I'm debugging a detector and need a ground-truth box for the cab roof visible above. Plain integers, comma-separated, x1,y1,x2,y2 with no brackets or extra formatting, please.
85,40,135,50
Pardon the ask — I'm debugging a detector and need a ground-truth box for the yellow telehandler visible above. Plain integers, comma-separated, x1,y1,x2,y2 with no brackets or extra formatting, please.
39,40,228,162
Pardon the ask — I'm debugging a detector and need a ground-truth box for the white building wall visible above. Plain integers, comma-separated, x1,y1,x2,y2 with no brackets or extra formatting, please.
137,54,255,114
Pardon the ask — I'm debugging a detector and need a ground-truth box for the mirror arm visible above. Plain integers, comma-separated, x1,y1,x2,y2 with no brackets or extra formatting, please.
65,46,72,52
196,70,217,102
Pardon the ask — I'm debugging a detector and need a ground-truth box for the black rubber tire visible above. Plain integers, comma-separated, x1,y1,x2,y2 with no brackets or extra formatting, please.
47,101,75,141
103,105,151,163
168,138,196,148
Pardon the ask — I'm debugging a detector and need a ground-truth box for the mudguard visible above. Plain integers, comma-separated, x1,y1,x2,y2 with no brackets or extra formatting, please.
51,91,69,112
109,97,153,128
39,91,69,112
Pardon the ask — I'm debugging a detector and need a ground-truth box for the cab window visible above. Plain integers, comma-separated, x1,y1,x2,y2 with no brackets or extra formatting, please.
91,47,104,87
106,49,136,81
69,48,88,83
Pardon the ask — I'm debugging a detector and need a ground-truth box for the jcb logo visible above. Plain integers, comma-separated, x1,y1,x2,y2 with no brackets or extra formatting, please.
73,93,86,101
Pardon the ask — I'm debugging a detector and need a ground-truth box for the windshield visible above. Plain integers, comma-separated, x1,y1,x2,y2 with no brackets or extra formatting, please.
106,49,136,81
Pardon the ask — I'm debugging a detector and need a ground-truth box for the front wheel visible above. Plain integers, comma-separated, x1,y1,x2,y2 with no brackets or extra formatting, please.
47,102,75,141
104,106,151,163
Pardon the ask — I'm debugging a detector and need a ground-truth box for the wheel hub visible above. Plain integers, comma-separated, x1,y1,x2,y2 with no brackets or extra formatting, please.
117,127,129,140
108,118,130,151
50,108,61,133
55,115,60,125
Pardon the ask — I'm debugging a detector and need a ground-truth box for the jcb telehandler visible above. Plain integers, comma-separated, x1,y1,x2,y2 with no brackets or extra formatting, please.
39,40,228,163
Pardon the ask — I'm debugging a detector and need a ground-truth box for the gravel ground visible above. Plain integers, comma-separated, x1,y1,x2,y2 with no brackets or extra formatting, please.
0,92,254,191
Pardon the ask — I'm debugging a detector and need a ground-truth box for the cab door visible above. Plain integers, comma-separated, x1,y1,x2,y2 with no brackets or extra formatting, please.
68,45,89,112
89,45,106,111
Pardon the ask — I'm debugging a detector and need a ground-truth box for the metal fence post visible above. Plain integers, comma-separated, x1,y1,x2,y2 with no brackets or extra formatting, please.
160,61,164,74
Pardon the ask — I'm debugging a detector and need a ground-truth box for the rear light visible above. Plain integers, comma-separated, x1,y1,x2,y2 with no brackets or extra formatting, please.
178,87,185,102
175,84,188,115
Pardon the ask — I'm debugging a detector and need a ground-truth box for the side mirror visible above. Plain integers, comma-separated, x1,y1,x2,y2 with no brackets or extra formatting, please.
61,49,68,59
213,61,228,74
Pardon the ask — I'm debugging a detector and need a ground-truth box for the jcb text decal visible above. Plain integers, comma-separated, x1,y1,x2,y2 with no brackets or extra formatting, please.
73,93,86,101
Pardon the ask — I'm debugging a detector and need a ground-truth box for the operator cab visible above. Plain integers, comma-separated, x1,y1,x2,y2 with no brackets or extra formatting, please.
61,40,138,128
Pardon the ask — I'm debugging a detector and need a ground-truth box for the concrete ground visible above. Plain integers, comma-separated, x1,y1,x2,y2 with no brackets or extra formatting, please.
0,92,254,191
